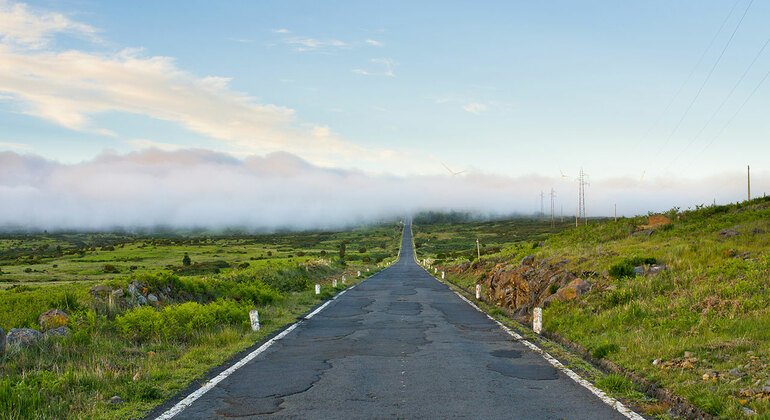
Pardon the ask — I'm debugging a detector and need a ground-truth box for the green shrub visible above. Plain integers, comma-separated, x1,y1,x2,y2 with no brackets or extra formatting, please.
608,256,657,278
592,343,619,359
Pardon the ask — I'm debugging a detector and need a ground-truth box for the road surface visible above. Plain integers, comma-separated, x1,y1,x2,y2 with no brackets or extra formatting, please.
159,223,632,419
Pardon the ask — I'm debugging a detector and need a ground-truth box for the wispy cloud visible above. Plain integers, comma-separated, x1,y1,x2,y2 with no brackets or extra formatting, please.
283,36,347,52
227,37,253,43
462,103,487,115
365,39,382,46
354,58,395,77
126,139,184,152
0,1,423,173
0,141,33,151
0,0,99,48
272,28,290,34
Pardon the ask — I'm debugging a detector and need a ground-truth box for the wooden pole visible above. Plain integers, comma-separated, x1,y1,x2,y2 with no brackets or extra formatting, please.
747,164,751,202
614,204,617,221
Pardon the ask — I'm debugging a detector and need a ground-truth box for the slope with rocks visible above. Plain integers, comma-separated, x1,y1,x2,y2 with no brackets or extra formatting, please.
419,197,770,419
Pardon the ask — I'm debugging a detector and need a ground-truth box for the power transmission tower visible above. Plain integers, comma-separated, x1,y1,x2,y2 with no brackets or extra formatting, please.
550,188,556,227
577,168,589,225
540,191,545,217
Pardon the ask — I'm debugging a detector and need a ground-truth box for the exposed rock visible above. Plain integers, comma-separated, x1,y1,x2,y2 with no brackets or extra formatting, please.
743,407,757,417
520,255,535,267
111,288,124,298
751,227,765,235
147,293,158,303
730,367,745,378
127,282,138,296
543,279,592,307
38,309,69,330
44,326,71,337
684,351,695,358
648,264,668,275
109,396,123,405
653,358,662,366
475,258,583,320
90,285,111,296
633,266,645,276
7,328,42,347
719,228,740,238
0,327,5,355
136,295,147,305
631,229,653,238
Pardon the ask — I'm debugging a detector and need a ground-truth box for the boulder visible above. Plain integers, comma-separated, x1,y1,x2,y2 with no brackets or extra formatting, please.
632,266,645,276
7,328,42,347
520,255,535,267
147,293,158,303
136,295,147,305
44,326,71,337
544,279,592,307
719,228,740,238
90,285,112,296
111,288,124,298
0,327,5,355
38,309,69,330
109,396,123,405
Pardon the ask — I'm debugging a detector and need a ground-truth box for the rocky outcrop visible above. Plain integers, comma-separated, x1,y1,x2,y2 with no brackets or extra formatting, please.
44,326,71,338
38,309,69,330
0,327,5,355
7,328,42,347
476,255,590,321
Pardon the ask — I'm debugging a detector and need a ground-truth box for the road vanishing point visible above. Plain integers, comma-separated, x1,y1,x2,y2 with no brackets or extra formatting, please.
152,223,638,419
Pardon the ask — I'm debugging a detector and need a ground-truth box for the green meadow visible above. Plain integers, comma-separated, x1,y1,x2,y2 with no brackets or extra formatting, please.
415,198,770,419
0,222,402,419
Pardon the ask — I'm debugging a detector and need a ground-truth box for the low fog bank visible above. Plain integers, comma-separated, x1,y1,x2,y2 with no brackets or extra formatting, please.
0,149,765,232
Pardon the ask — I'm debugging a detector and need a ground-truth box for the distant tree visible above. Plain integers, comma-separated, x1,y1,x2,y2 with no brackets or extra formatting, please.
267,251,273,257
358,247,366,253
182,253,191,266
320,250,327,256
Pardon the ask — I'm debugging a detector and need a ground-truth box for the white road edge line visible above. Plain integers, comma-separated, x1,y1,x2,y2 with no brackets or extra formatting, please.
449,286,645,420
155,284,359,420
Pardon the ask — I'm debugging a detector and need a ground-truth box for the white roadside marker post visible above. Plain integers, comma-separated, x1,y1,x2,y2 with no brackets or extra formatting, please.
315,284,321,295
342,275,346,283
476,284,481,300
249,310,260,331
333,279,337,287
533,307,543,334
441,271,445,279
434,268,437,274
357,271,360,277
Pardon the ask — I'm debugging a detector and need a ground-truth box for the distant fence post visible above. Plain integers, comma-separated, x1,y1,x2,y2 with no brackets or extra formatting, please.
533,307,542,334
249,310,260,331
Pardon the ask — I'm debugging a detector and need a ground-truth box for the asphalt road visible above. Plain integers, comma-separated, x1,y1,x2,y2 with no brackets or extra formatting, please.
168,224,630,419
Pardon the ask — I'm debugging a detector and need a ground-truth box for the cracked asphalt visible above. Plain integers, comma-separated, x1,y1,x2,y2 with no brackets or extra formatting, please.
173,224,627,419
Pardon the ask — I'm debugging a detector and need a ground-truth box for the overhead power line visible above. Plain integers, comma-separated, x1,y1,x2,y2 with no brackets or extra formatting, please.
653,0,755,159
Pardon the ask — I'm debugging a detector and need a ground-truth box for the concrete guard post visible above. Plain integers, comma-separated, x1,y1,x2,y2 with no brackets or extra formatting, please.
533,307,543,334
249,310,260,331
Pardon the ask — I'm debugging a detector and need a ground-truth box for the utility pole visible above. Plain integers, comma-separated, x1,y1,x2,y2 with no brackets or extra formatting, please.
614,204,617,222
748,164,751,202
550,188,556,227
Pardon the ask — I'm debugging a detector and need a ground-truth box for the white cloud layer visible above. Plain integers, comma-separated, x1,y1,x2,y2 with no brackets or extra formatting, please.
1,150,765,231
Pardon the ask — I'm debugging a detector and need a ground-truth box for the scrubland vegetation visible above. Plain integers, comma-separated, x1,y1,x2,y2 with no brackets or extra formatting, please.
0,222,402,419
415,198,770,418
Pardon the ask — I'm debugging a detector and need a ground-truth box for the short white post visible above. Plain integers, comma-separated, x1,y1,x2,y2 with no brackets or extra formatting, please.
366,268,369,272
357,271,361,276
333,279,337,287
475,284,481,299
533,307,542,334
342,275,346,283
434,268,437,273
315,284,321,294
249,310,260,331
441,271,445,279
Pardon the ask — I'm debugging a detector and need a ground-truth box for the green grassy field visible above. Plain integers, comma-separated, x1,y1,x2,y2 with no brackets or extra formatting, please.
0,221,402,419
414,200,770,419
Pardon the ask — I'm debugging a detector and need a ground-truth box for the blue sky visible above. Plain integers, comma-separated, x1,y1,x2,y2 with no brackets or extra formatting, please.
0,1,769,227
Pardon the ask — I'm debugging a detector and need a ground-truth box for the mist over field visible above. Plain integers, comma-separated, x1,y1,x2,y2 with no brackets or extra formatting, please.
0,149,765,231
